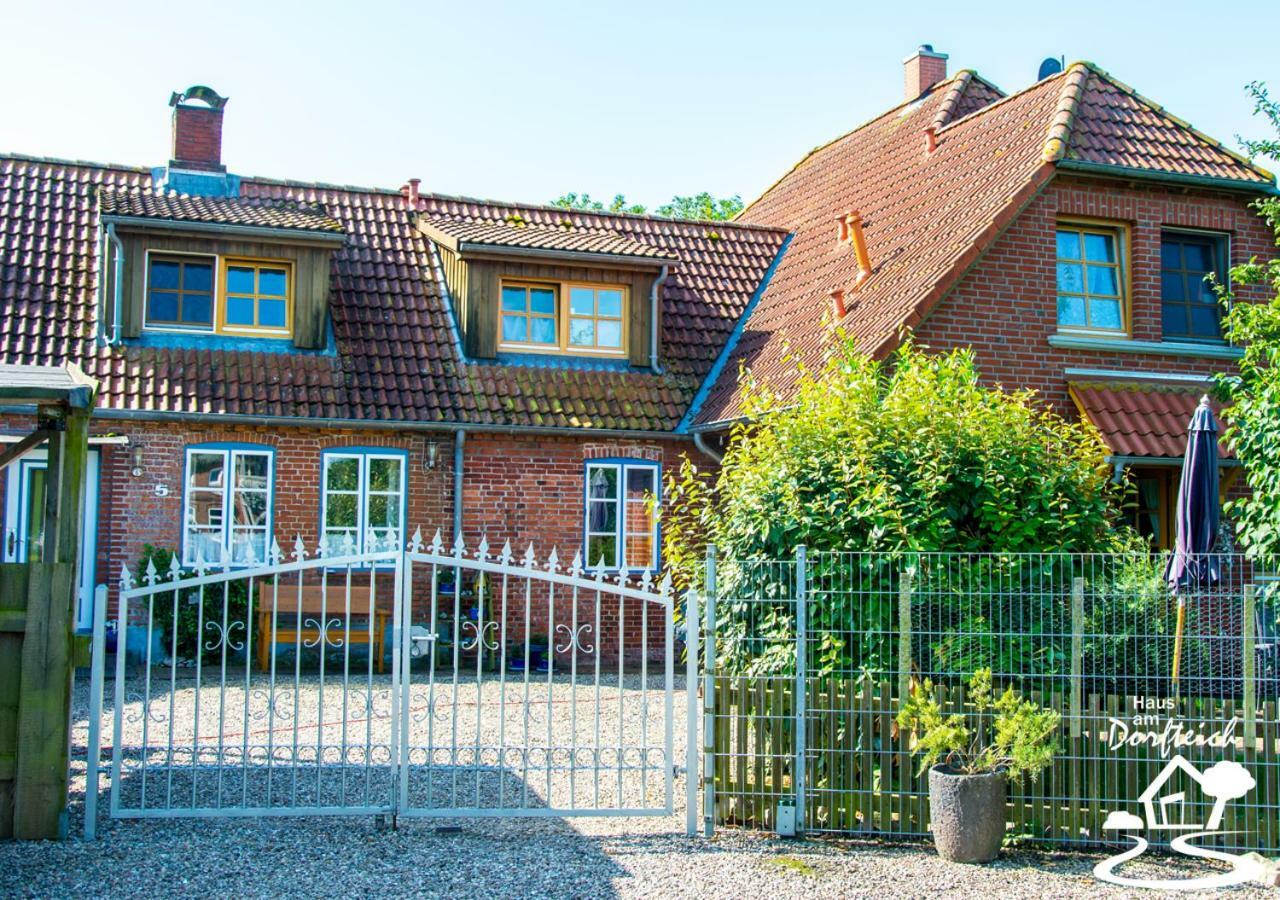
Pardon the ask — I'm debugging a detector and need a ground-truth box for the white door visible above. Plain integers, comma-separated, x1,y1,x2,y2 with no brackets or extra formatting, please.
4,449,100,632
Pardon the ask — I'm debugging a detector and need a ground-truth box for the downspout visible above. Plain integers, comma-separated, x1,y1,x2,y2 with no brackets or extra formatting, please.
452,430,466,544
106,222,125,345
693,431,722,464
649,264,669,373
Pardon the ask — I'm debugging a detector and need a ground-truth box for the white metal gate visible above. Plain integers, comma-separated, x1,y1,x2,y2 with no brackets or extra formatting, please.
89,530,696,829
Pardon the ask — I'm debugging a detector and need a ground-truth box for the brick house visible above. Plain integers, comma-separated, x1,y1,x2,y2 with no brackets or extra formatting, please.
0,49,1275,640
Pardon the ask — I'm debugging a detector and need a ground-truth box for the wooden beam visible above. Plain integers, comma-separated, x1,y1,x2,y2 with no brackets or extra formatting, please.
0,428,52,474
53,409,89,566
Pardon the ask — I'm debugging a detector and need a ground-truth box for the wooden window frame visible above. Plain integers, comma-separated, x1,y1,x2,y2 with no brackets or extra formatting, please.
143,250,218,332
1125,466,1173,550
1160,228,1230,344
219,257,294,337
583,459,660,572
497,277,629,358
143,251,294,339
1055,219,1132,338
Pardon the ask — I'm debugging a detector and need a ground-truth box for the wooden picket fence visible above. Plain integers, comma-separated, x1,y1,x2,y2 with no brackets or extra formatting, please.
709,674,1280,852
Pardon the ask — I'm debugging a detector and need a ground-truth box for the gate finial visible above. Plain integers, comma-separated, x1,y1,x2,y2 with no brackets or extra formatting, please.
499,540,513,565
569,550,584,578
546,547,560,573
476,536,490,561
119,563,134,591
409,527,425,554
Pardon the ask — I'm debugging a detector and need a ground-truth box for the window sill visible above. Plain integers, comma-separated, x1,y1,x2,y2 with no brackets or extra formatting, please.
1047,334,1242,360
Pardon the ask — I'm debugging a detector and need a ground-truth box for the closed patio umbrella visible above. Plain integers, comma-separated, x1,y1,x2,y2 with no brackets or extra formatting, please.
1166,395,1221,690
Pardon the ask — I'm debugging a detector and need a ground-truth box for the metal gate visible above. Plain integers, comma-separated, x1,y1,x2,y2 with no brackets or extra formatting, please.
89,530,697,829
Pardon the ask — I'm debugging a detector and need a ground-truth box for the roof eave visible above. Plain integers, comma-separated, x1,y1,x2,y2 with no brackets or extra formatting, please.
100,214,348,245
1056,158,1279,196
458,243,676,269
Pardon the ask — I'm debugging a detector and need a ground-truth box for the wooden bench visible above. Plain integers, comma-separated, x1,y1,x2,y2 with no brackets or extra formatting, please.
256,583,391,674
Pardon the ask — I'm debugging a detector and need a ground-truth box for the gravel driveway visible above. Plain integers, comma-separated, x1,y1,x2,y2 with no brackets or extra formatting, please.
3,669,1276,898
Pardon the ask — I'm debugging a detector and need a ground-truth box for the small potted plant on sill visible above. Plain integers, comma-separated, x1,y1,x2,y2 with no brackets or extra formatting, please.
897,668,1060,864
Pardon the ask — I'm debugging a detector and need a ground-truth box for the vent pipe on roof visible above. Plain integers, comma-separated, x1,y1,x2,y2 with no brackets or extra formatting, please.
904,45,948,100
925,126,939,155
844,211,873,288
829,287,848,319
403,178,421,208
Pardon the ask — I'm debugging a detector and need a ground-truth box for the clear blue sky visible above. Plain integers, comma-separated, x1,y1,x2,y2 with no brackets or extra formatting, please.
2,0,1277,209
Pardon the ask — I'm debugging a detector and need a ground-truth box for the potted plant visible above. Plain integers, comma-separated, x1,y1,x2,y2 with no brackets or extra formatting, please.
897,668,1060,863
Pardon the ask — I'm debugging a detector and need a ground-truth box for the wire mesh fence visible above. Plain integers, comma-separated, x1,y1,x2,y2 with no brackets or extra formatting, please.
702,549,1280,852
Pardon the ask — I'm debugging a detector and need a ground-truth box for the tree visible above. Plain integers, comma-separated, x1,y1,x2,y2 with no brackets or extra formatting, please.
550,191,745,221
1215,82,1280,558
655,192,744,221
551,193,647,215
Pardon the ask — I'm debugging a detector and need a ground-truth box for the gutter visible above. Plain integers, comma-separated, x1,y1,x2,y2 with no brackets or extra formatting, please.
692,431,722,463
650,264,669,373
1056,159,1280,196
106,222,125,345
453,430,465,544
53,406,692,441
1107,453,1240,482
99,214,347,246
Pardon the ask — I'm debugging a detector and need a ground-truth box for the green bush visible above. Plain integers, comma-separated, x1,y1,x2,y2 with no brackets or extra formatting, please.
666,338,1128,676
137,545,251,664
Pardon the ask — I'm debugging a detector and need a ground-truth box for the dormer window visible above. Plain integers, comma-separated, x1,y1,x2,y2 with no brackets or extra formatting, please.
147,254,215,329
143,251,293,338
498,278,628,357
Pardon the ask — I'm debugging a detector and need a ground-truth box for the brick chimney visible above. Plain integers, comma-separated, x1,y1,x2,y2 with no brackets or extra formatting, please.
904,45,948,100
169,86,228,172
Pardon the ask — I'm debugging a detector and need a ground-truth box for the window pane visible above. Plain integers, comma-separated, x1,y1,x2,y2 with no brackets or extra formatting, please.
184,262,213,292
625,467,655,498
597,290,623,318
1057,295,1086,327
1055,230,1081,260
570,287,595,316
1091,298,1122,330
184,294,213,325
148,291,179,322
187,529,224,566
229,530,266,565
587,465,618,499
1190,306,1221,339
368,457,401,492
587,534,617,569
1161,272,1185,302
259,299,287,328
530,288,556,315
233,491,268,527
530,317,557,344
226,266,255,295
186,489,222,526
597,320,622,348
502,315,527,343
367,494,400,528
1163,304,1189,337
1056,263,1083,294
326,457,360,491
1183,241,1212,272
190,452,226,490
624,534,654,569
501,286,527,312
150,260,181,290
325,493,358,528
569,318,594,346
1088,266,1119,297
588,500,617,533
1196,276,1217,303
226,296,255,326
235,454,270,488
259,268,288,296
1083,233,1116,263
1161,241,1182,269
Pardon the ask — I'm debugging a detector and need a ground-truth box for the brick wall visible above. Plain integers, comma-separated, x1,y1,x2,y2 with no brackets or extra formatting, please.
914,174,1274,416
170,105,224,171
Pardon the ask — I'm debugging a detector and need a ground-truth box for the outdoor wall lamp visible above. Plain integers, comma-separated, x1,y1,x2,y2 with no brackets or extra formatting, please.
425,441,439,470
131,446,144,477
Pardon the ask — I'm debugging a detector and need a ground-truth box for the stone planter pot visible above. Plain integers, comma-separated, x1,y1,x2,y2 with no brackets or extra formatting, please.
927,764,1007,863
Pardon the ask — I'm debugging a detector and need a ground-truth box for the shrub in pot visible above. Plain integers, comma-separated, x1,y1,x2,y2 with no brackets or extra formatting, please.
897,668,1059,863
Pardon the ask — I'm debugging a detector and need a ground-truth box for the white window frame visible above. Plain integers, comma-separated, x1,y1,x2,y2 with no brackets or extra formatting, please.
320,450,407,558
181,446,274,568
583,460,660,572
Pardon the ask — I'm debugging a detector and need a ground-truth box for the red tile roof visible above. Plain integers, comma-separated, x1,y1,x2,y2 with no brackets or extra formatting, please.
692,63,1276,427
1069,380,1232,459
0,156,787,432
419,214,678,262
99,187,344,234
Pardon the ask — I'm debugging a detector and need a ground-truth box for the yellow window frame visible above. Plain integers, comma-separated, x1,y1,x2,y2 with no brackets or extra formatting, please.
1055,219,1131,337
219,257,294,337
497,277,628,358
498,281,560,350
